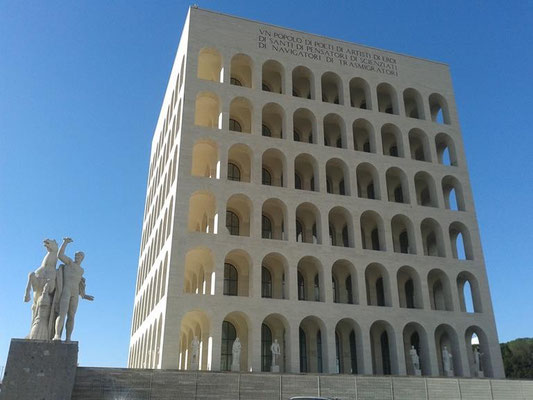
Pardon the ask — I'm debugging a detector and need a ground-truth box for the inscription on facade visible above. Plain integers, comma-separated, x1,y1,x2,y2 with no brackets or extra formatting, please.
258,28,399,77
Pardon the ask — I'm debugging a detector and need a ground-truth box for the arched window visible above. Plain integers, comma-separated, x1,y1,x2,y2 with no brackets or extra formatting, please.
349,331,357,373
261,323,272,371
262,267,272,298
226,211,239,235
221,320,236,371
227,162,241,181
293,130,300,141
332,277,339,303
345,276,353,304
262,124,272,137
314,274,320,301
262,215,273,239
262,168,272,186
229,118,242,132
317,331,323,373
299,327,307,372
405,279,415,308
294,173,302,189
376,277,385,306
223,263,238,296
380,331,391,374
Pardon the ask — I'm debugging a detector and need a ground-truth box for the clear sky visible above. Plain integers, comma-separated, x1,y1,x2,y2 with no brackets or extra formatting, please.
1,1,532,369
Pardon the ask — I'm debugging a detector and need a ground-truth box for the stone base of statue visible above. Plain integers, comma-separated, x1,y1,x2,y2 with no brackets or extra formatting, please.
446,370,454,377
0,339,78,400
414,369,421,376
189,360,199,371
270,365,280,373
231,363,240,372
476,370,484,378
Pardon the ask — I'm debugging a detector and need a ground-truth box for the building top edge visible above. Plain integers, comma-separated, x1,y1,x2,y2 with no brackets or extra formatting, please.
190,6,450,69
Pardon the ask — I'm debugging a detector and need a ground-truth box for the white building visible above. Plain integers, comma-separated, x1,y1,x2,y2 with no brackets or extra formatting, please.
128,7,505,378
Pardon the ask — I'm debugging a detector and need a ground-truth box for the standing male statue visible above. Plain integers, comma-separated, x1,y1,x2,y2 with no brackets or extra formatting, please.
270,338,281,372
231,337,241,372
442,345,454,377
53,237,94,341
409,345,421,376
474,347,484,377
190,336,200,370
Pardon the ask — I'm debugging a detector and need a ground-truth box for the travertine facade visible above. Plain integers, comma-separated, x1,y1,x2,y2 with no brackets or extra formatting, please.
128,7,505,379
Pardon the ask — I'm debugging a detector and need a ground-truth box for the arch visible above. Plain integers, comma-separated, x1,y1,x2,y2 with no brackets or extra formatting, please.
226,194,252,236
262,102,285,139
365,263,391,307
299,316,328,372
409,128,431,162
386,167,410,204
221,311,250,371
224,250,252,297
229,97,252,133
360,211,385,251
370,320,398,374
197,47,222,82
435,132,458,166
183,247,215,295
295,202,321,244
421,218,445,257
397,266,423,309
415,171,438,207
381,123,404,157
435,324,462,376
403,88,425,119
465,326,493,377
227,143,252,182
188,191,217,234
457,271,482,313
262,148,286,187
449,222,474,260
442,176,465,211
321,72,343,104
262,253,289,300
326,158,350,196
349,77,371,109
356,163,380,200
402,322,430,375
294,153,319,191
428,269,453,311
262,198,287,240
353,118,375,153
323,113,346,148
262,60,284,94
329,206,354,248
230,53,253,88
293,108,316,143
179,310,211,371
429,93,451,125
297,256,324,302
377,83,399,115
335,318,363,374
194,91,221,128
391,214,416,254
332,259,358,304
191,139,219,178
292,65,314,99
262,314,290,372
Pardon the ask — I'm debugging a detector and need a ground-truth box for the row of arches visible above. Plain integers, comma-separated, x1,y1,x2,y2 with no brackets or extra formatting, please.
197,48,451,123
183,248,481,313
192,143,464,211
188,192,474,260
130,314,162,369
178,310,493,377
194,94,457,166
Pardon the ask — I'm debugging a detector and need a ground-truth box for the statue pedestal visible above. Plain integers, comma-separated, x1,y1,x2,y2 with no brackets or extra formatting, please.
0,339,78,400
231,364,240,372
446,370,454,377
270,365,280,373
189,361,199,371
476,370,484,378
414,369,421,376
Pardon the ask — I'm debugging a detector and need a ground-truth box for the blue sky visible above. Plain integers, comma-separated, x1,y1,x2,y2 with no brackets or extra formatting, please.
1,1,532,368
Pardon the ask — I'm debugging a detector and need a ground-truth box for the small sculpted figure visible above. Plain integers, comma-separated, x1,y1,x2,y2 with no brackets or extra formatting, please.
409,345,421,375
231,337,241,371
190,336,200,369
271,339,281,367
442,345,454,376
53,237,94,341
24,239,58,340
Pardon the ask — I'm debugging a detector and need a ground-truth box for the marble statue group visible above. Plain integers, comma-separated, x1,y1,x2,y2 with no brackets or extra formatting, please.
24,237,94,342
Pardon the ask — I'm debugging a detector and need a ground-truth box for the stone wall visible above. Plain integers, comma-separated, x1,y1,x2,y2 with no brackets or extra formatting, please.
72,367,533,400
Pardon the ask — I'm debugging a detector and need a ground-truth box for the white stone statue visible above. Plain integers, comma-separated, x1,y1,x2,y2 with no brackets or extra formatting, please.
190,336,200,370
24,239,59,340
409,345,421,376
442,345,454,377
52,238,94,341
270,339,281,372
474,347,484,377
231,337,241,371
